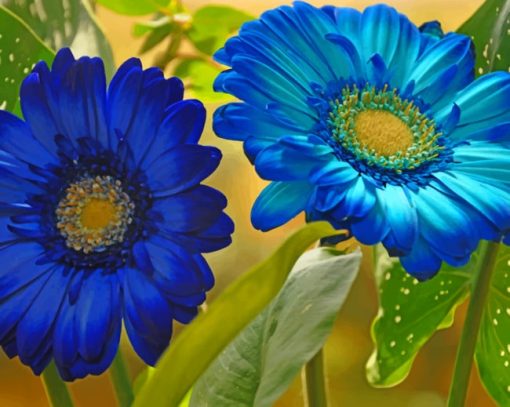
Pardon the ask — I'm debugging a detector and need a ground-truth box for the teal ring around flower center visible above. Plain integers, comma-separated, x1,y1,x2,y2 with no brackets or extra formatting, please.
327,84,444,174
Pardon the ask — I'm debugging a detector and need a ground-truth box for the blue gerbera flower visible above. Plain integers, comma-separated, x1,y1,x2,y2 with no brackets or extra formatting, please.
214,1,510,280
0,48,233,380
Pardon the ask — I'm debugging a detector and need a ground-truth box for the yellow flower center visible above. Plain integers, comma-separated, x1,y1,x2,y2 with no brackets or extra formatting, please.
354,110,414,156
328,84,444,173
80,198,118,230
56,176,135,254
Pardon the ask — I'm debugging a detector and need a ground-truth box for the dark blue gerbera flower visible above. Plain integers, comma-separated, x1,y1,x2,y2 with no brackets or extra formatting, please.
214,1,510,280
0,48,233,380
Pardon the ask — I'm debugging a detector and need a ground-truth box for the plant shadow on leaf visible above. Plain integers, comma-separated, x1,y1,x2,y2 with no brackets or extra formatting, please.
0,6,54,115
0,0,114,77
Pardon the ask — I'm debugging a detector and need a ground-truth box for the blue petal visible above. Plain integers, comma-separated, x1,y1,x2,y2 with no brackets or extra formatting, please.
75,273,116,361
400,238,442,280
0,242,49,299
125,77,171,164
142,100,206,167
293,1,361,81
309,160,358,186
58,57,109,148
255,141,327,181
107,65,143,151
231,54,312,112
413,186,478,258
350,199,390,245
123,267,173,365
251,181,313,231
146,145,221,197
376,185,418,254
0,270,52,344
153,185,227,232
214,102,305,142
453,141,510,184
164,213,234,254
330,176,376,219
444,72,510,141
145,237,210,295
433,171,510,233
0,110,56,166
16,266,69,365
410,34,474,110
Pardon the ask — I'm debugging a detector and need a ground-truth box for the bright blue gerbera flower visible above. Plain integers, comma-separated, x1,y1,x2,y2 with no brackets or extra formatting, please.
0,48,233,380
214,1,510,280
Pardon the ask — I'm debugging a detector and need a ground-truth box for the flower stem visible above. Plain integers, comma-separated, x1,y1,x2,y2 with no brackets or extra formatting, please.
447,241,500,407
41,362,74,407
110,349,134,407
303,348,328,407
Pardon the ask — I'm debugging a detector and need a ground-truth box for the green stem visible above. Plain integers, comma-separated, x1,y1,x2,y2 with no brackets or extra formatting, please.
447,241,500,407
110,349,134,407
303,348,328,407
302,238,334,407
41,362,74,407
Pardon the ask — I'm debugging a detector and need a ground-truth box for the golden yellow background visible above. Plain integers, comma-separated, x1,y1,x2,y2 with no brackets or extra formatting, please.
0,1,496,406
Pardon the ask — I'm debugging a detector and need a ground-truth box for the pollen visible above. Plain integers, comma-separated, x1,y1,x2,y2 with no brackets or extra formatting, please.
56,175,135,254
355,110,414,156
328,84,444,173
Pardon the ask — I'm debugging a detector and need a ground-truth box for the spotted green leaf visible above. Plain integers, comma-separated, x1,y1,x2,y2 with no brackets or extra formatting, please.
476,245,510,405
367,245,476,387
186,5,254,55
96,0,167,16
457,0,510,75
0,6,54,114
133,222,341,407
190,247,361,407
1,0,114,78
174,58,229,102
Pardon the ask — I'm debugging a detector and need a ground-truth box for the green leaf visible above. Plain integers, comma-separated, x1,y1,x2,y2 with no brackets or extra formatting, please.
187,5,254,55
367,245,476,387
139,22,173,54
476,245,510,405
133,222,340,407
190,247,361,407
174,58,228,102
457,0,510,75
1,0,114,78
96,0,167,16
0,6,54,114
133,16,170,37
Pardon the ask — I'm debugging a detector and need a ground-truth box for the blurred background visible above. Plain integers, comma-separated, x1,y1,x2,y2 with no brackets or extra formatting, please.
0,0,497,406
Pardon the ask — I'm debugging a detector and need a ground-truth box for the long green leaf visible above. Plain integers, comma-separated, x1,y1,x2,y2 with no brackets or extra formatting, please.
1,0,114,78
476,245,510,405
133,221,340,407
457,0,510,74
367,245,475,387
0,6,54,114
190,247,361,407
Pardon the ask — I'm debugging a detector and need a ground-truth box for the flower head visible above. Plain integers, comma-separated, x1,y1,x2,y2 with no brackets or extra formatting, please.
0,48,233,380
214,1,510,280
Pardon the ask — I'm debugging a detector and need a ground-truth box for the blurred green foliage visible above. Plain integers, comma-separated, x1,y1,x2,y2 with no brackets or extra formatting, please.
123,1,254,101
